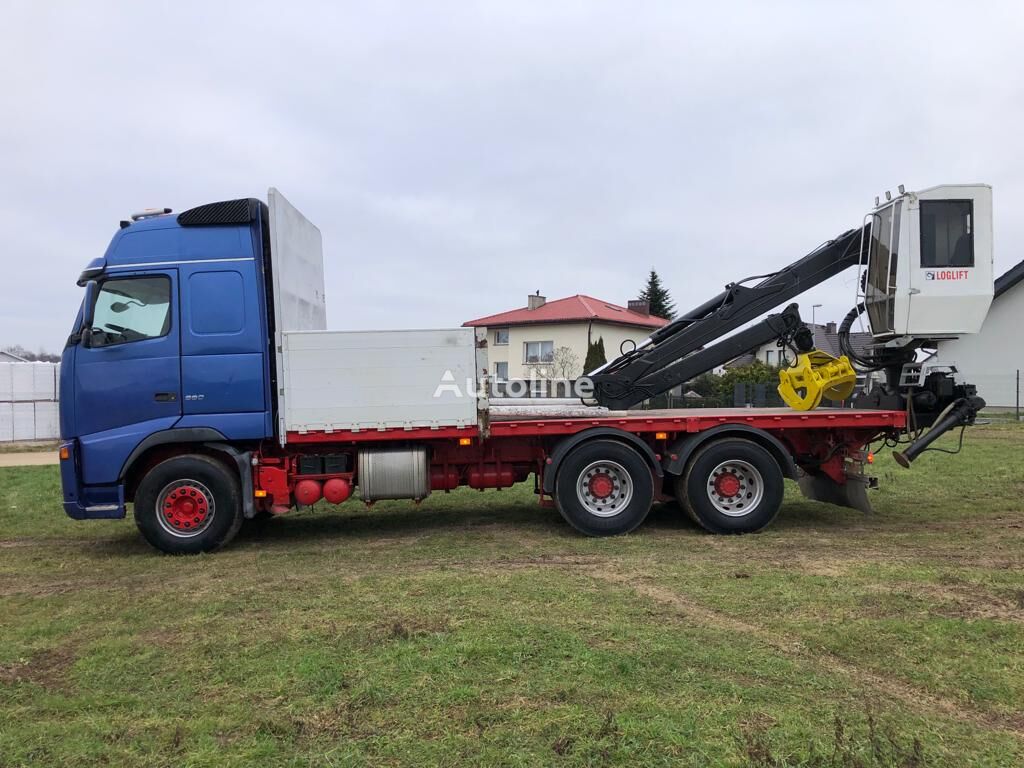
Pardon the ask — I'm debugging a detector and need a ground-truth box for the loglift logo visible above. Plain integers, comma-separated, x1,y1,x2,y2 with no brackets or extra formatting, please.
925,269,970,281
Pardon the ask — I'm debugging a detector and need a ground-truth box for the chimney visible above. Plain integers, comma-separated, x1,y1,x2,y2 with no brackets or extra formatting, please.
527,290,546,310
826,321,837,334
627,299,650,316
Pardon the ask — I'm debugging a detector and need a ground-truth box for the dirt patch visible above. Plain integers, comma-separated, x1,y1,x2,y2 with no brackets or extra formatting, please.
0,646,76,691
0,452,59,467
861,581,1024,622
479,553,608,570
587,565,1024,740
375,616,451,642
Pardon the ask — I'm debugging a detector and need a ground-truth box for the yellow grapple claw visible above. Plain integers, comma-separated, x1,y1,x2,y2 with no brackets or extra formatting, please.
777,350,857,411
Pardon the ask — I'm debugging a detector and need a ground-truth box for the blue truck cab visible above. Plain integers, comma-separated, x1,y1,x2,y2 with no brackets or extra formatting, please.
58,194,305,542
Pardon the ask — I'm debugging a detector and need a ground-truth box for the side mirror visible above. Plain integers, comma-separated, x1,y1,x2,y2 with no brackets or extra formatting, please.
81,280,98,346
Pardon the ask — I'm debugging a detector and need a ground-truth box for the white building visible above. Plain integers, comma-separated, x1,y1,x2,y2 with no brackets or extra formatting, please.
934,260,1024,408
725,322,874,369
463,293,668,391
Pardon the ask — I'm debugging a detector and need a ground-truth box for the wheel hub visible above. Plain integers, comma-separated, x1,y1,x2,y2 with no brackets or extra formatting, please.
156,480,215,538
576,460,633,518
706,459,764,517
588,473,615,499
713,472,741,498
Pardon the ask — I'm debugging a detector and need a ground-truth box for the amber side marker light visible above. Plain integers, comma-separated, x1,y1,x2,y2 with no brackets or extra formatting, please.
458,437,473,446
254,489,267,498
655,432,668,440
59,446,69,460
866,453,875,464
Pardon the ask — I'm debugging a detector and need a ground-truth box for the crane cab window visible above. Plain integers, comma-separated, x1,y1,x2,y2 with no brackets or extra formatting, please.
90,276,171,347
920,200,973,268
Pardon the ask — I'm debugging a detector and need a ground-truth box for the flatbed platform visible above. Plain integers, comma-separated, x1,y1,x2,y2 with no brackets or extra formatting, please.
287,407,907,444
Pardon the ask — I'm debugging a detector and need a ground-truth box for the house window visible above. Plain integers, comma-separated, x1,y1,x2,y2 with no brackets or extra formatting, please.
524,340,554,364
494,361,508,380
494,327,509,345
765,349,775,366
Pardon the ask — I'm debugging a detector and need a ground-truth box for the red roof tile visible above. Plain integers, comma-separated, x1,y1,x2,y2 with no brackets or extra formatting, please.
463,295,670,329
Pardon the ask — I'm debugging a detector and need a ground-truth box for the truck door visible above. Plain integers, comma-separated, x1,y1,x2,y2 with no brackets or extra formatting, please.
73,271,181,441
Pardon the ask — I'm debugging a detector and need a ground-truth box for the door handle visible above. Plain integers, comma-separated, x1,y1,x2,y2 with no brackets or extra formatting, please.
154,392,177,402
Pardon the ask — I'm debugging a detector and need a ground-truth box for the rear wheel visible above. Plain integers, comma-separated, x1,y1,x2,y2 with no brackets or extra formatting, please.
675,438,783,534
134,454,243,554
555,440,654,536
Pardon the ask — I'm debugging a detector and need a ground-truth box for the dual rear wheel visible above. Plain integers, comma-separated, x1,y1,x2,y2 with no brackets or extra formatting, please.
554,437,784,536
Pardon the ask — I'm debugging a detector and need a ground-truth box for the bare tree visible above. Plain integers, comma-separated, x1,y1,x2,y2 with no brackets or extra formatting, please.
551,346,580,379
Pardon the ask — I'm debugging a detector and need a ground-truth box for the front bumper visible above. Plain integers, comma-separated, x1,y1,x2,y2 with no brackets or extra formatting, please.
59,440,126,520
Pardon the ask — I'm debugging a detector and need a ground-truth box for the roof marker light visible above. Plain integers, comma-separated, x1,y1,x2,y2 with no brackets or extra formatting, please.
130,207,172,222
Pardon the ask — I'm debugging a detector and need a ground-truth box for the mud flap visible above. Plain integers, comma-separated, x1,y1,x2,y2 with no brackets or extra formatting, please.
797,470,875,514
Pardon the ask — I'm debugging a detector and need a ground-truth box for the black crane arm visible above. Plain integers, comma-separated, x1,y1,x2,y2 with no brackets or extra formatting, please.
590,226,865,410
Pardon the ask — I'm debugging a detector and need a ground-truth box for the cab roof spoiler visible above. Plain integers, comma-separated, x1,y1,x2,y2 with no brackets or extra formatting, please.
177,198,265,227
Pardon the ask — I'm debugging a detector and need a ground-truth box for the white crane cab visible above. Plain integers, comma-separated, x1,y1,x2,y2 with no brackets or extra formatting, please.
861,184,993,340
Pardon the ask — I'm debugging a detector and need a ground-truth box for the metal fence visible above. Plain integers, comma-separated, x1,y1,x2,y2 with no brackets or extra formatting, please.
0,362,60,442
638,383,787,411
638,371,1023,418
968,371,1022,420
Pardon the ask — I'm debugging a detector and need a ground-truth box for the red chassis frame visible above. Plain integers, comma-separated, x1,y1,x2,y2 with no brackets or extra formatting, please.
252,408,906,513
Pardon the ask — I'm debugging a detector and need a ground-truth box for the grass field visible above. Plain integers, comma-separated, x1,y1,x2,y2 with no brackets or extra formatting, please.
1,424,1022,767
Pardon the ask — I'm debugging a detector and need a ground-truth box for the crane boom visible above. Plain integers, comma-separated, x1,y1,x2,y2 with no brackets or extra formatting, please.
590,227,863,410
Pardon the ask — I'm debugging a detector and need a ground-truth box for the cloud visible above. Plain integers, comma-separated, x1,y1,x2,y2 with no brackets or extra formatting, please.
2,0,1022,351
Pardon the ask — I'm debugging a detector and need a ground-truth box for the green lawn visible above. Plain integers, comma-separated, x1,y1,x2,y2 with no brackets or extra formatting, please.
0,424,1022,767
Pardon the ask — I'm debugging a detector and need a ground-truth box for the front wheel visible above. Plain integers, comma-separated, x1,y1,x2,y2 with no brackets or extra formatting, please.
134,454,243,554
676,438,784,534
555,439,654,536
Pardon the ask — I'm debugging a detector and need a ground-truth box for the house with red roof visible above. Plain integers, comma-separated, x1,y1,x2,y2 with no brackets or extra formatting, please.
463,293,669,387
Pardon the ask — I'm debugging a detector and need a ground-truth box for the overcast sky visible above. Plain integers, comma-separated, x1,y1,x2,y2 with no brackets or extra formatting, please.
2,1,1022,352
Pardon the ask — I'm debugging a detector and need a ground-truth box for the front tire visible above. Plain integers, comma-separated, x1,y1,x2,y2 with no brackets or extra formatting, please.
554,440,654,536
134,454,243,554
676,438,784,534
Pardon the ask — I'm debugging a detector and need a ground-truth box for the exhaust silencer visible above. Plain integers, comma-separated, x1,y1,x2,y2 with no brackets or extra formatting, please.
893,396,985,468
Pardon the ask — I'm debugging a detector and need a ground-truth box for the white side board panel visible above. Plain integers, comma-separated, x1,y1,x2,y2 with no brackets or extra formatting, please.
267,188,327,442
282,328,479,435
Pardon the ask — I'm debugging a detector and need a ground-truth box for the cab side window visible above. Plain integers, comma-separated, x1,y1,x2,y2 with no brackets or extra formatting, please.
90,276,171,347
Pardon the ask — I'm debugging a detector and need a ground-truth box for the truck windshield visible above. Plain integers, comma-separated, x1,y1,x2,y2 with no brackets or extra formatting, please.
90,276,171,347
865,201,900,334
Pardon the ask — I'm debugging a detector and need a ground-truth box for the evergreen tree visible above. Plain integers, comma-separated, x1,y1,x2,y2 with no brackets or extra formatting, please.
583,336,607,373
638,269,676,320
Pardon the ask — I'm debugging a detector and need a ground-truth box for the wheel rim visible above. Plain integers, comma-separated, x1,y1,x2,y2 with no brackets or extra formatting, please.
576,460,633,518
706,459,763,517
156,479,216,538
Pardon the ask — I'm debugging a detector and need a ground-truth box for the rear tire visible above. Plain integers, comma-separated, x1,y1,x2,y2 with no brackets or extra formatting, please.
554,440,654,536
134,454,243,554
675,438,783,534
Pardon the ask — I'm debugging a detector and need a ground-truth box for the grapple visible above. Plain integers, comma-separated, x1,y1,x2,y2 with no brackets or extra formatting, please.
777,350,857,411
